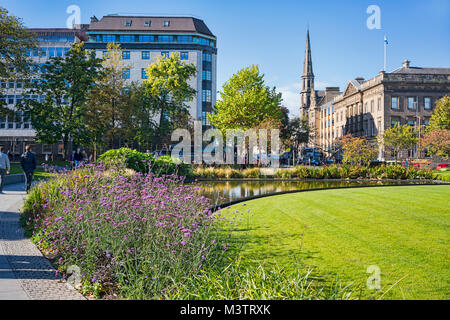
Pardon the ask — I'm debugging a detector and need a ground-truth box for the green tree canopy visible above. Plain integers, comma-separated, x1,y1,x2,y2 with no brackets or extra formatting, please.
20,42,103,159
379,124,417,160
143,52,197,145
339,134,378,165
427,96,450,133
208,65,283,134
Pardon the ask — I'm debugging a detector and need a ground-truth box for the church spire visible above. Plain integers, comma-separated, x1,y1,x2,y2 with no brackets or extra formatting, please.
300,28,315,115
303,29,313,76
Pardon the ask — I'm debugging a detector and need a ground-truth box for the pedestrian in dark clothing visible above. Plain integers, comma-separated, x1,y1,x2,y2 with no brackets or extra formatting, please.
20,145,37,193
73,148,83,168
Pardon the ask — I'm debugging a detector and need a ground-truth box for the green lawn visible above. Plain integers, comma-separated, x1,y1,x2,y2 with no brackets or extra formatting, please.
222,185,450,300
8,164,54,180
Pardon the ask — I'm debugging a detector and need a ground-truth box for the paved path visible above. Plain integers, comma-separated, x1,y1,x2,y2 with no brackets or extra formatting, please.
0,183,85,300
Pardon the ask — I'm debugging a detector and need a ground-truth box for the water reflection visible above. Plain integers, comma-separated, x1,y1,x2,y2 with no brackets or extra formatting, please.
198,180,434,205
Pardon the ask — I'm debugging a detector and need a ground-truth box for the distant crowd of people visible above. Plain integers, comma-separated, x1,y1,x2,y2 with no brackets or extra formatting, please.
69,148,92,168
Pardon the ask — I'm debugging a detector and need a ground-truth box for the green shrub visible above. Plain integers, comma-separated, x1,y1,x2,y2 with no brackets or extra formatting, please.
99,148,192,178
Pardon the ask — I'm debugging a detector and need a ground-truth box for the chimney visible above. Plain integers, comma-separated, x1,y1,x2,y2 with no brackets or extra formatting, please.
403,59,410,68
90,16,98,23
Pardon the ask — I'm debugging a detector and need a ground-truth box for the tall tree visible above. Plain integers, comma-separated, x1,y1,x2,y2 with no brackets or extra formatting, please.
85,43,129,151
379,124,417,161
339,134,378,165
0,7,36,116
143,52,197,146
208,65,283,133
20,42,103,159
427,96,450,132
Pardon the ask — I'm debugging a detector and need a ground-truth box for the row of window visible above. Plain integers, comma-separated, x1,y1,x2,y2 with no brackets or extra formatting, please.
390,119,430,126
27,47,70,58
391,97,432,110
92,34,215,46
0,113,32,129
36,36,75,43
122,19,170,28
110,50,191,60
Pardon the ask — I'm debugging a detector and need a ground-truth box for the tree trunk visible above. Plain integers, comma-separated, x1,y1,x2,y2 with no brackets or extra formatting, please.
63,134,70,161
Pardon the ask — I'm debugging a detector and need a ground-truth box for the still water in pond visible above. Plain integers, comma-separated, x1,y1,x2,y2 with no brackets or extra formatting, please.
197,180,434,205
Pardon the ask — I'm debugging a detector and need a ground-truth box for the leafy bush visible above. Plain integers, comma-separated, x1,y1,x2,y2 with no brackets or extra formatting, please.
99,148,192,179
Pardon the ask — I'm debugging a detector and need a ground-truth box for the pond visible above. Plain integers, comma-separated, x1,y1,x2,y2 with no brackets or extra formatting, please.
197,179,437,206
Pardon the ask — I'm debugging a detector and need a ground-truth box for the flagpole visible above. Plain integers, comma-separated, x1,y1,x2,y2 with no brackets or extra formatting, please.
384,35,387,71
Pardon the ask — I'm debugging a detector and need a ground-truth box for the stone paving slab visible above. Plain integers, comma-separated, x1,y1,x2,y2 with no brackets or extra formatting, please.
0,183,85,300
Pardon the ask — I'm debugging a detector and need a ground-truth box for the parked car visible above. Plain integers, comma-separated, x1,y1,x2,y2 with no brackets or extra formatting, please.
436,163,450,171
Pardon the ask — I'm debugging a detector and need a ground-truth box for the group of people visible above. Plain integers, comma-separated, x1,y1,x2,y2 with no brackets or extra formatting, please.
0,145,37,194
70,148,92,168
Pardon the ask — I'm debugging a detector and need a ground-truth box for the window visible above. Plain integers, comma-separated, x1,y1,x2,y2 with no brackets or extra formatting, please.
161,51,169,58
122,51,130,59
202,53,211,62
144,20,151,27
40,48,46,57
102,35,116,42
32,48,39,57
371,100,374,113
64,48,70,56
142,51,150,59
202,89,212,103
158,36,173,43
7,95,14,105
122,68,130,79
125,20,132,27
163,20,170,27
408,97,415,110
180,52,188,60
119,35,135,42
424,97,431,110
56,48,63,57
48,48,55,57
202,70,211,81
178,36,193,43
197,38,210,46
391,97,399,109
141,68,148,79
407,120,415,126
138,35,154,42
377,98,381,111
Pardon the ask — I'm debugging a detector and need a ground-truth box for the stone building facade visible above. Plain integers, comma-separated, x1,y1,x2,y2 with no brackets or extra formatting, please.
331,60,450,160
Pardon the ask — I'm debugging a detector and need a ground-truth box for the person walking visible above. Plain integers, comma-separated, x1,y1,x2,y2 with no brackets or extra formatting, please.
0,146,11,194
73,148,83,168
20,145,37,193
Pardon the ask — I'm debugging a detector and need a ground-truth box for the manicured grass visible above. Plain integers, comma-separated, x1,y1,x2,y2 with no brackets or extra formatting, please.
222,185,450,299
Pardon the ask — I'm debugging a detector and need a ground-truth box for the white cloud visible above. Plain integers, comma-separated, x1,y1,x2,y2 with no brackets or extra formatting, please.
277,83,301,118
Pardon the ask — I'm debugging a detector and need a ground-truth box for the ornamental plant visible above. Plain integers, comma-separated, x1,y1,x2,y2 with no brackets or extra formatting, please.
23,163,227,299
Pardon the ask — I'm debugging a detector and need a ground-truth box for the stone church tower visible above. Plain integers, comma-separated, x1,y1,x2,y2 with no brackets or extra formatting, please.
300,29,316,118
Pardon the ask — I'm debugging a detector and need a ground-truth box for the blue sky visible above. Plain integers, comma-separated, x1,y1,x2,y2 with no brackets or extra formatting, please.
3,0,449,116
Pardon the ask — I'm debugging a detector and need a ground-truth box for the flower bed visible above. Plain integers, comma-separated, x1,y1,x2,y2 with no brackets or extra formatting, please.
21,163,223,299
